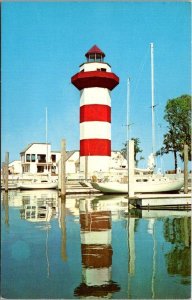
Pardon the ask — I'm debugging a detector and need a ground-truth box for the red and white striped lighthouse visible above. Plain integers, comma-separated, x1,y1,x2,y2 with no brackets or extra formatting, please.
71,45,119,174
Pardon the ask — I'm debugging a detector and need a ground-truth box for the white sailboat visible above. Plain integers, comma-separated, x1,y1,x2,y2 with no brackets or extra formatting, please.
18,180,58,190
92,43,184,194
92,176,184,194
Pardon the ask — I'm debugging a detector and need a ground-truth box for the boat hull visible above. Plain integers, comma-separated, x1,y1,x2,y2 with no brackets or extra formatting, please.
92,179,184,194
18,183,58,190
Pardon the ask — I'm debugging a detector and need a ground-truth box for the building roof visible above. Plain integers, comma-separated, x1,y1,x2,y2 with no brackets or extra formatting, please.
20,143,51,154
66,150,79,161
85,45,105,58
51,150,61,153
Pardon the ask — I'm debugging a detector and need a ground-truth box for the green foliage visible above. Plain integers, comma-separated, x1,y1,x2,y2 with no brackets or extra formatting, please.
157,95,191,171
121,137,144,167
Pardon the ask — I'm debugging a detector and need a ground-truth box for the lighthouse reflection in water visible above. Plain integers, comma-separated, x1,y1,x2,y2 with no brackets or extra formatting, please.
74,198,120,298
1,190,191,299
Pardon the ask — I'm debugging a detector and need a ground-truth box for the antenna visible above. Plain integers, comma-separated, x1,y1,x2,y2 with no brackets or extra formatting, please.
150,43,156,164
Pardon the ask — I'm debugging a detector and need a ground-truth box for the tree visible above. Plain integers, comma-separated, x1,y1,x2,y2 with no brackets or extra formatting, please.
156,95,191,172
121,137,144,167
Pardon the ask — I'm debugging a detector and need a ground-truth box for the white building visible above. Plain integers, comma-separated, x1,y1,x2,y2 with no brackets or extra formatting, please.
13,142,126,178
20,143,61,175
8,160,22,174
65,151,80,174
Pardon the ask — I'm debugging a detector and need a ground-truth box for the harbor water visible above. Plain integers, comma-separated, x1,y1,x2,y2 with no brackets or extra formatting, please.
1,190,191,299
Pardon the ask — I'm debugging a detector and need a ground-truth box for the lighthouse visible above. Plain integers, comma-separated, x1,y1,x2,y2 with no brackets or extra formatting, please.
71,45,119,174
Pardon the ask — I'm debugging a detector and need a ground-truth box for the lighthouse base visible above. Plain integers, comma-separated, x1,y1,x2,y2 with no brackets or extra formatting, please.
80,156,110,174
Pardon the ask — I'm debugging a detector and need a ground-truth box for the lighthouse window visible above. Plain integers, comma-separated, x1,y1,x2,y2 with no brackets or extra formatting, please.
96,54,103,62
89,54,95,62
97,68,106,72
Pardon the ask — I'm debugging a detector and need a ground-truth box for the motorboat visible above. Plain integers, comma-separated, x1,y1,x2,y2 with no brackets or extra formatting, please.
91,176,184,194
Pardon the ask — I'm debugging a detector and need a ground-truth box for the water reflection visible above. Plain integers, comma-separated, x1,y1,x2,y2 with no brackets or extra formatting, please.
2,192,9,227
19,190,57,223
164,216,191,278
74,198,121,298
1,191,191,299
58,197,67,261
126,208,191,299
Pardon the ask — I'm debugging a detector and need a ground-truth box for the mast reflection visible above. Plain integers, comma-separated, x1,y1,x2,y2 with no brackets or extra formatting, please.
3,192,9,227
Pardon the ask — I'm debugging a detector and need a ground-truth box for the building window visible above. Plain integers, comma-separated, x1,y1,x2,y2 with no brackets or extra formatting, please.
51,166,56,174
37,166,44,173
26,154,30,162
51,154,56,162
23,165,30,173
37,154,46,163
31,154,36,162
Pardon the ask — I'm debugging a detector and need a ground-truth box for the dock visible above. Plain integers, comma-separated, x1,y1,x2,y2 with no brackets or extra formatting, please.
1,180,101,195
62,182,101,195
129,193,191,210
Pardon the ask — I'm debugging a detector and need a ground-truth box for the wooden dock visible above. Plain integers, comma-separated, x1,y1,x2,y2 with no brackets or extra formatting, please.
129,193,191,210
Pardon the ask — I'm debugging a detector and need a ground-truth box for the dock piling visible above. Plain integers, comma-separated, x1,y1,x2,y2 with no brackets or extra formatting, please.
60,139,66,198
85,156,88,181
184,144,188,194
128,140,135,198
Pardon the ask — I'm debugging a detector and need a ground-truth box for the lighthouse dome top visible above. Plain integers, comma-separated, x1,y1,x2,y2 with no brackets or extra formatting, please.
85,45,105,62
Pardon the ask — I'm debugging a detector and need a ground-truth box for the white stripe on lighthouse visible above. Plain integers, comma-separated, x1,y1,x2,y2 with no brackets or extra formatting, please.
80,88,111,107
80,122,111,140
80,156,110,172
80,231,112,245
82,267,112,287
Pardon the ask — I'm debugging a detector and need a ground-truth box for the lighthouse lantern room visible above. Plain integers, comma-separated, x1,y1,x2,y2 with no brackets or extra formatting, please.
71,45,119,174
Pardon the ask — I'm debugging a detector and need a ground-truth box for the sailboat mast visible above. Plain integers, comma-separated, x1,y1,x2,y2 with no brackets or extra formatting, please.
46,107,48,173
150,43,156,164
127,77,131,142
127,78,130,196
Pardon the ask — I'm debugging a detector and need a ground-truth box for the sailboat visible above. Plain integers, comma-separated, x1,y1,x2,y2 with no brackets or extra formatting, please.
92,43,184,194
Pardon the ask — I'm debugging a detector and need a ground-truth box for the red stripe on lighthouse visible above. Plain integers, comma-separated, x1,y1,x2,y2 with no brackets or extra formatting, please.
80,139,111,156
80,104,111,123
81,244,112,268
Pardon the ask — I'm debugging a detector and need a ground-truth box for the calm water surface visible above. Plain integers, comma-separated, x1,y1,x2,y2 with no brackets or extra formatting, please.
1,190,191,299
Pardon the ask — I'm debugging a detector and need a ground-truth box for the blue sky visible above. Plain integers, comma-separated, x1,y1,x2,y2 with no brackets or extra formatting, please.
2,2,191,170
